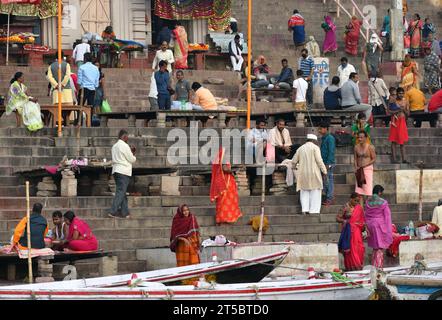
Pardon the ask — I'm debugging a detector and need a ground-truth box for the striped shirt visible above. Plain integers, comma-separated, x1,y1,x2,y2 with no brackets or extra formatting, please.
298,57,314,78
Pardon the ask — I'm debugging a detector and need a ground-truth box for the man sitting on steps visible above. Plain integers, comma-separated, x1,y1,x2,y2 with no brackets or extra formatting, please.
269,119,300,163
341,72,372,120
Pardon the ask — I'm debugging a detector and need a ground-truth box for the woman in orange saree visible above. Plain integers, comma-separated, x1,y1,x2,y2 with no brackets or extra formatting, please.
172,22,189,69
344,16,362,56
407,14,423,58
401,54,420,89
336,193,366,271
170,204,200,268
210,148,243,224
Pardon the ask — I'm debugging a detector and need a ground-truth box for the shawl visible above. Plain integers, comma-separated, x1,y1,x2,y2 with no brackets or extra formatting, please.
169,204,200,252
67,217,93,241
210,148,229,202
288,13,305,28
338,222,351,252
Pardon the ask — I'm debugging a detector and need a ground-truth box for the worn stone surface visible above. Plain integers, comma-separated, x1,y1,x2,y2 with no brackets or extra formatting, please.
161,176,180,196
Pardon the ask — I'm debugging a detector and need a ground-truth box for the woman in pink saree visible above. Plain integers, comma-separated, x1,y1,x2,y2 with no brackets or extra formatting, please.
63,211,98,252
345,16,362,56
322,16,338,55
364,185,393,269
172,22,189,69
407,14,424,58
337,193,365,271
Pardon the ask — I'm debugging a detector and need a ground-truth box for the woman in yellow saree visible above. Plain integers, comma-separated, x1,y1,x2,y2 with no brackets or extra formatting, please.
210,148,243,225
172,22,189,69
6,72,44,132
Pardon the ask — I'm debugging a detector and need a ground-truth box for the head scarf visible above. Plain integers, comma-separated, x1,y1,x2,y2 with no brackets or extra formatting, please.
325,16,335,27
210,148,230,202
370,33,382,52
169,204,200,252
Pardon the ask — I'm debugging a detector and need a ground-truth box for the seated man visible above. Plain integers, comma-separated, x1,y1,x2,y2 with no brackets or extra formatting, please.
270,58,294,90
404,85,426,127
191,82,217,110
12,203,48,250
323,76,342,110
341,72,372,120
49,210,69,250
269,119,300,163
246,118,269,163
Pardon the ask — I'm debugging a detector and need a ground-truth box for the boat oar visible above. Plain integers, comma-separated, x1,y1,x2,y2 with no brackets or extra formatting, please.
26,181,33,284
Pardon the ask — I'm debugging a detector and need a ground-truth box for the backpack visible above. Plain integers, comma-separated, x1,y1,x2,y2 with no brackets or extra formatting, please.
332,130,352,147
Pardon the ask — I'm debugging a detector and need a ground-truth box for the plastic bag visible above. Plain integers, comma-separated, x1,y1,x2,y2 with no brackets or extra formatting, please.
101,100,112,113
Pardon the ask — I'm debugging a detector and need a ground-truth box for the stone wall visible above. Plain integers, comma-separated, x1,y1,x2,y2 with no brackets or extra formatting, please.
399,239,442,266
396,170,442,204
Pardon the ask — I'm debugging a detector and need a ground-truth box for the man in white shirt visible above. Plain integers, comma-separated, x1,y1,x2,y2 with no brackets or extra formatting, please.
337,57,356,88
109,130,137,219
152,41,175,73
72,38,91,68
247,118,269,163
292,69,308,110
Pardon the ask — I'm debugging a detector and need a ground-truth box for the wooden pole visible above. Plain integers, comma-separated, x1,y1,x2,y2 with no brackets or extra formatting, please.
417,161,424,222
257,162,266,243
246,0,252,129
6,13,10,66
25,181,33,284
57,0,63,137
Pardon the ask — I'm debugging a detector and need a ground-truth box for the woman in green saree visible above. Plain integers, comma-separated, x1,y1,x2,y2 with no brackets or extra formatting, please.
6,72,44,132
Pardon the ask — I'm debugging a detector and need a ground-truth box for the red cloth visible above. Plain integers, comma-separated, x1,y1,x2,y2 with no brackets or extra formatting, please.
428,89,442,112
387,224,410,257
345,19,362,56
1,0,40,3
388,116,409,145
210,148,228,202
169,204,200,253
288,14,305,28
70,73,79,91
343,204,365,271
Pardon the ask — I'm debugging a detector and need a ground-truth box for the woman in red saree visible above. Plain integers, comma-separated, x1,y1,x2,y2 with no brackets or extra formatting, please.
210,148,242,224
407,14,424,58
170,204,200,267
172,22,189,69
401,54,420,89
336,193,365,271
344,16,362,56
63,211,98,252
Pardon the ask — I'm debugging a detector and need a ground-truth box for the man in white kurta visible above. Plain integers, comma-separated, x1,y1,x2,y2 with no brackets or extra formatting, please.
291,134,327,214
152,41,175,73
432,199,442,237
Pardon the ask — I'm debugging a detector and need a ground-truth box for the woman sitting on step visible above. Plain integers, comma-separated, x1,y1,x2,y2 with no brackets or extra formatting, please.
170,205,201,268
6,72,44,132
63,211,98,252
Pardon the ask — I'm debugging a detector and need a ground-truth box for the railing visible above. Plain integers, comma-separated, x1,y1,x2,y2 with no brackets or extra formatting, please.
323,0,375,42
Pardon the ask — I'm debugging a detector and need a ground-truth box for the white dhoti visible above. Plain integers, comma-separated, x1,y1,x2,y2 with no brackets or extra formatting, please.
300,189,322,214
230,55,244,71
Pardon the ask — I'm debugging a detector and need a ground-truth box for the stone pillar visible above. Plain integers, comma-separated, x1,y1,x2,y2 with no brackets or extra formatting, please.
157,112,166,128
36,255,54,283
269,171,289,195
60,170,77,197
235,168,250,196
218,113,227,128
37,177,57,197
438,114,442,128
100,115,109,127
390,0,404,61
128,115,136,127
296,113,305,127
99,256,119,276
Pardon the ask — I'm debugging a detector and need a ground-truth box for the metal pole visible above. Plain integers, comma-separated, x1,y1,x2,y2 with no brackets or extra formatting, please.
57,0,63,137
246,0,252,129
417,161,424,222
25,181,33,284
6,13,10,66
257,162,266,243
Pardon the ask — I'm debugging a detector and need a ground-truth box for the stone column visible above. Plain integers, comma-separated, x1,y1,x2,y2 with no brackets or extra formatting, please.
438,114,442,128
36,255,54,283
37,177,57,197
60,169,77,197
218,113,227,128
296,113,305,127
156,112,166,128
128,115,137,127
100,115,109,127
390,0,404,61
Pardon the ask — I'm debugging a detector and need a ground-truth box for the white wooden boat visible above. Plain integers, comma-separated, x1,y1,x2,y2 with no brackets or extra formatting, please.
0,275,372,300
0,249,289,290
375,262,442,300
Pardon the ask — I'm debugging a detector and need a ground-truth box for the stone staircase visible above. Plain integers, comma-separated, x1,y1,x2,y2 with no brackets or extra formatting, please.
0,126,439,275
